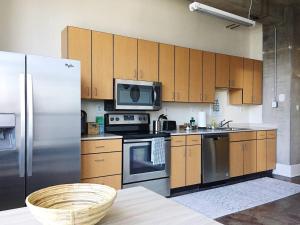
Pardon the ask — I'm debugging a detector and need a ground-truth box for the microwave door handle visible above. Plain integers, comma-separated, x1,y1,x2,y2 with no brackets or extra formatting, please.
153,87,157,105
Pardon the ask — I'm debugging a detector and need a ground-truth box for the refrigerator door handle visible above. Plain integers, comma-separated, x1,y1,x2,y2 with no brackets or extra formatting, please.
27,73,33,177
19,74,26,178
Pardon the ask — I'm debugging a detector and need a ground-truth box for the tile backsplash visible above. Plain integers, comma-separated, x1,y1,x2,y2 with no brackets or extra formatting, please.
81,90,262,127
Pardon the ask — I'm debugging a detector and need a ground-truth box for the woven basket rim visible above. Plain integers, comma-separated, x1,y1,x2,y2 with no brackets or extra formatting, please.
26,183,117,212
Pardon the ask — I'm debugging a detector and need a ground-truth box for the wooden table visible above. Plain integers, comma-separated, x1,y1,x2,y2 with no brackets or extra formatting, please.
0,187,222,225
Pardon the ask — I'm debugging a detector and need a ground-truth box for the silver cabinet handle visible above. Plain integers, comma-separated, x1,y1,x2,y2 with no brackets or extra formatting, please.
27,74,33,176
19,74,26,177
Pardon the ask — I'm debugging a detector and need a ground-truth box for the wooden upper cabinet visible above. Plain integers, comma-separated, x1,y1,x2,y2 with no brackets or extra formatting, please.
202,51,216,103
186,145,201,186
216,54,230,88
189,49,203,102
159,44,175,101
92,31,113,100
138,39,158,81
114,35,137,80
62,26,91,99
170,146,186,188
253,60,263,104
243,140,257,175
175,47,189,102
229,56,243,89
243,58,254,104
230,142,244,177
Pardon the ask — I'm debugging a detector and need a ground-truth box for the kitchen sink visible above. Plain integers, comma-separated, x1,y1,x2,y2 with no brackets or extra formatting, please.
217,127,250,131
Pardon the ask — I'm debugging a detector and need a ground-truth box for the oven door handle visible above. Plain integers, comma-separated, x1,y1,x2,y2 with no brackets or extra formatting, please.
124,138,171,143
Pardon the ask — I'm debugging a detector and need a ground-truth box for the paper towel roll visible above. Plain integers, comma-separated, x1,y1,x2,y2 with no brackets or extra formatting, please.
197,112,206,128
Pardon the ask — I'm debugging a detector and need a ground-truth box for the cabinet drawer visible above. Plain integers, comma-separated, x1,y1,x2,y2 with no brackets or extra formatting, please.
81,139,122,154
81,175,121,190
229,131,257,142
81,152,122,179
171,135,186,146
257,131,267,140
267,130,276,139
186,135,201,146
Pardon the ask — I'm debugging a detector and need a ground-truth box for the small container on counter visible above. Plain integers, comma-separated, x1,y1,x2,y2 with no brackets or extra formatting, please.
87,122,99,135
96,116,104,134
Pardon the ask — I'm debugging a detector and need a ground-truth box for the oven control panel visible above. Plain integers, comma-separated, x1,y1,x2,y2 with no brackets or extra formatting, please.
107,113,149,125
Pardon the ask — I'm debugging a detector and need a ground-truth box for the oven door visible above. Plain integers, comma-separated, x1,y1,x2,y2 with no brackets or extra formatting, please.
115,79,161,110
123,138,170,184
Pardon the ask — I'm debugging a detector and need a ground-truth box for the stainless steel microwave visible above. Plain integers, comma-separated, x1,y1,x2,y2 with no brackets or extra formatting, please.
113,79,162,111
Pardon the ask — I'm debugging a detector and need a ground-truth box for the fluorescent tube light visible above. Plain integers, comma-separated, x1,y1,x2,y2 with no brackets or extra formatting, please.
189,2,256,27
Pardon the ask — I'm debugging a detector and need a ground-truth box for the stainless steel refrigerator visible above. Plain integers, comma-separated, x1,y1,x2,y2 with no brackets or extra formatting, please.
0,51,81,210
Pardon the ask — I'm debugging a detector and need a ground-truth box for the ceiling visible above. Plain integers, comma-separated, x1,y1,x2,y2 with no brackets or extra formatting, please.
190,0,300,25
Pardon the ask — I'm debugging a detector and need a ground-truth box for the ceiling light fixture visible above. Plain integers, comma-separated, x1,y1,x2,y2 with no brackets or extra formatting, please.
189,2,256,27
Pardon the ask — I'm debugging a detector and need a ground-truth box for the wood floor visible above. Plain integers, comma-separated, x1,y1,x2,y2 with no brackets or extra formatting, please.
216,175,300,225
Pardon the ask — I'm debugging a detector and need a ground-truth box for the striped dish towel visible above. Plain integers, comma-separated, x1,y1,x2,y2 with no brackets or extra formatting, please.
151,137,165,165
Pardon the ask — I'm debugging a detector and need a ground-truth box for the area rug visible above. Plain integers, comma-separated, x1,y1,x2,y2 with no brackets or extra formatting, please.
172,177,300,219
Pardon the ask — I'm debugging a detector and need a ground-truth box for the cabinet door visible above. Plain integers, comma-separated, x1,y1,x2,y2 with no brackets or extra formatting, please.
189,49,203,102
202,51,216,103
267,138,276,170
92,31,113,100
81,175,121,190
138,39,158,81
243,58,254,104
114,35,137,80
159,44,175,101
174,47,189,102
170,146,186,188
65,27,91,99
230,142,244,177
216,54,230,88
186,145,201,186
244,140,257,175
257,139,267,172
229,56,243,89
253,60,263,104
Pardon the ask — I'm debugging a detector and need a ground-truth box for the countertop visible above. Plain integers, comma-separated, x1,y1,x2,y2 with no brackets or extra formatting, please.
0,187,222,225
81,124,277,140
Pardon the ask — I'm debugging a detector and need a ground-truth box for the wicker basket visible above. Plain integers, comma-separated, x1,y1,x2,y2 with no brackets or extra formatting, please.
25,183,117,225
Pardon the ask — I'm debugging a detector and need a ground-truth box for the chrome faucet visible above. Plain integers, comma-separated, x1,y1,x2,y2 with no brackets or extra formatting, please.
219,120,233,128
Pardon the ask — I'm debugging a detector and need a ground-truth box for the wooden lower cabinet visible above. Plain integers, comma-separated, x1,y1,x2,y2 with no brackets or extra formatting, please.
81,175,121,190
170,146,186,188
229,142,244,177
256,139,267,172
186,145,201,186
243,140,257,175
267,138,276,170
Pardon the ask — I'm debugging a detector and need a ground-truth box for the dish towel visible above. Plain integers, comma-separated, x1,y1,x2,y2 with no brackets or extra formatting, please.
151,137,165,165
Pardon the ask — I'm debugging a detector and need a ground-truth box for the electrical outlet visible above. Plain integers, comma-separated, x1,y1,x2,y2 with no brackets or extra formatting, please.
272,100,278,108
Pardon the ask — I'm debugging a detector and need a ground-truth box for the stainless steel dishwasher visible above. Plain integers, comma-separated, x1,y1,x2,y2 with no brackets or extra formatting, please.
202,133,229,183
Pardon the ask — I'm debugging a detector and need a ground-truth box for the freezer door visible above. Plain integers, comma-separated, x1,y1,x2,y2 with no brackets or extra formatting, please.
0,51,26,210
26,55,80,195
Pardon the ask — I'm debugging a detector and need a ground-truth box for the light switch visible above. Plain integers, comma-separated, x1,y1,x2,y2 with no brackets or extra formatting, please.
296,105,300,111
279,94,285,102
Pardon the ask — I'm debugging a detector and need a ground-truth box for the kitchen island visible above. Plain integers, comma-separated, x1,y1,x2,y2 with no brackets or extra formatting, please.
0,187,222,225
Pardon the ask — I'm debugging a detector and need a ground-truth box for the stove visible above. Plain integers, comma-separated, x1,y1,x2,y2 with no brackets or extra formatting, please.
104,113,170,196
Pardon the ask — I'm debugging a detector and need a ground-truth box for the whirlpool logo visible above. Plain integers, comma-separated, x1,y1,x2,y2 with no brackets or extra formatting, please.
65,63,74,68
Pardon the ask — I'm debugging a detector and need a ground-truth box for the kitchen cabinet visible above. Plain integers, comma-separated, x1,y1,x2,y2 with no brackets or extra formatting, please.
175,47,189,102
253,60,263,104
257,139,267,172
159,44,175,101
243,140,257,175
61,26,91,99
266,130,276,170
138,39,158,81
202,51,216,103
170,146,186,188
216,53,230,88
80,139,122,190
229,56,243,89
189,49,203,102
229,142,244,177
229,132,257,177
170,135,201,189
186,145,201,186
114,35,138,80
92,31,113,100
243,58,254,104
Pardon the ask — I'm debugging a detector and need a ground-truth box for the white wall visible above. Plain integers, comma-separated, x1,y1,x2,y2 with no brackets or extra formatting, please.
0,0,263,125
